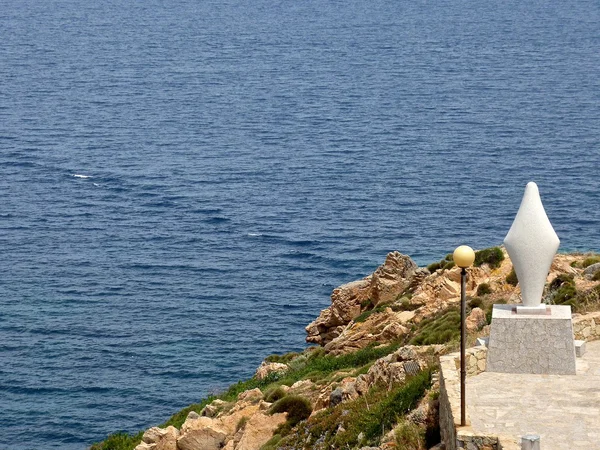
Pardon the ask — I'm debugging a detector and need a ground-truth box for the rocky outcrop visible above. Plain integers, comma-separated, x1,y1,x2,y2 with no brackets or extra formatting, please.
305,278,372,346
177,418,227,450
135,426,178,450
315,264,489,355
128,249,600,450
370,252,418,306
255,361,288,380
307,249,596,355
323,307,411,355
466,307,487,331
311,345,443,411
584,262,600,278
233,411,286,450
132,388,286,450
306,252,418,346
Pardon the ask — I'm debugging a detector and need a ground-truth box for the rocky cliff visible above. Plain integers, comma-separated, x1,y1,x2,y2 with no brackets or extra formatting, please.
92,248,600,450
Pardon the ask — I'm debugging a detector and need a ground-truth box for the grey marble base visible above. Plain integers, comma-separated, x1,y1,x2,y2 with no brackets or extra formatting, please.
486,304,576,375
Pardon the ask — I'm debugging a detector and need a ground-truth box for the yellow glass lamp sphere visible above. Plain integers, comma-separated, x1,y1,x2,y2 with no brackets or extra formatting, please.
453,245,475,268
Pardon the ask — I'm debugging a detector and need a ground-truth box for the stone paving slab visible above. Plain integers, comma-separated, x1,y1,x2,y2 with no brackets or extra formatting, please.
467,340,600,449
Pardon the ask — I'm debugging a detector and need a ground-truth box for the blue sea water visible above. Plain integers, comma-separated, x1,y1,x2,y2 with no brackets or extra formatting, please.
0,0,599,448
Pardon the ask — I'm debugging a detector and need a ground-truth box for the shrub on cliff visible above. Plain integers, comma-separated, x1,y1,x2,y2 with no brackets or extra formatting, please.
548,274,578,308
89,432,143,450
427,253,455,273
263,385,287,403
474,247,504,269
269,395,312,427
468,297,484,309
506,267,518,286
276,341,402,385
265,351,299,364
476,283,492,296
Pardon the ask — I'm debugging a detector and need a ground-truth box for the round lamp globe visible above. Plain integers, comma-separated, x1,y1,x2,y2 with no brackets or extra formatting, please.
453,245,475,268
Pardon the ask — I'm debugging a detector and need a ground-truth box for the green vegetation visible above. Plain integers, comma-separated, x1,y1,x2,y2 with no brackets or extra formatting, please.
485,298,507,324
392,296,423,312
474,247,504,269
276,342,402,385
236,416,249,432
476,283,492,296
547,274,600,313
260,433,283,450
354,304,387,323
468,297,483,309
269,395,313,429
265,351,300,364
593,271,600,281
506,267,519,286
409,308,460,345
263,385,287,403
89,432,144,450
427,253,455,273
274,368,432,449
395,420,426,450
583,256,600,268
548,274,577,307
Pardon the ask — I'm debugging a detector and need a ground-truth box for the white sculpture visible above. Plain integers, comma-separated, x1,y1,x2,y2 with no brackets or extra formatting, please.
504,182,560,309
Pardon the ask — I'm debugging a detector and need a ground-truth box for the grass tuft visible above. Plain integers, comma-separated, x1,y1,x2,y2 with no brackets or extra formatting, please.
582,256,600,268
395,420,426,450
409,308,460,346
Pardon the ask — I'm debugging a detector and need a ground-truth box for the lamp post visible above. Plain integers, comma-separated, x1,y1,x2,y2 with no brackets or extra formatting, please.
453,245,475,427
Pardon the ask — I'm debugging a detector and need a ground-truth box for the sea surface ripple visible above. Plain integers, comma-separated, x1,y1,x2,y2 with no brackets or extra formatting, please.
0,0,599,448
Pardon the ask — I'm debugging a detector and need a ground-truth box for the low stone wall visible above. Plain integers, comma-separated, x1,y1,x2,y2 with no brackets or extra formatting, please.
573,311,600,341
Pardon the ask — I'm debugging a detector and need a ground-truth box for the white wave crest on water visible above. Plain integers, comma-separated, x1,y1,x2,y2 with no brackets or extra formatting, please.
72,174,92,179
247,232,262,237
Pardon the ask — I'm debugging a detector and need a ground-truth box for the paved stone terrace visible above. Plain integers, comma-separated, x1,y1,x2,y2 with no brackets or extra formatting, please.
467,340,600,449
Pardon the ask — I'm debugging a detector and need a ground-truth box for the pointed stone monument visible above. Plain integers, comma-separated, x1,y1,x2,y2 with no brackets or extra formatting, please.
504,182,560,313
486,182,576,375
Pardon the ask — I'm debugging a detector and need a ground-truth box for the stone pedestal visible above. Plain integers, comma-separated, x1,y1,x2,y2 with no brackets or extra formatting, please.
486,304,576,375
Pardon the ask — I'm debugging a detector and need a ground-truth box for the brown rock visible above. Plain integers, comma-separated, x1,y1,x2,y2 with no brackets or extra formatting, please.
305,278,371,345
370,252,418,306
220,404,262,434
466,307,487,331
323,309,409,355
234,412,287,450
177,420,227,450
237,388,263,404
306,252,418,346
287,379,321,406
139,426,178,450
134,444,154,450
255,361,288,380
